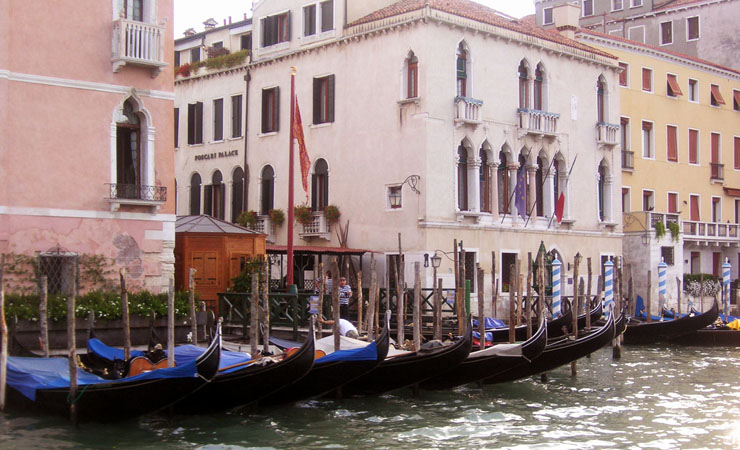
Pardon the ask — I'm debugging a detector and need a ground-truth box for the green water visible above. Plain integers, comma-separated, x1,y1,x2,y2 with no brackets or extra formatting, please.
2,345,740,449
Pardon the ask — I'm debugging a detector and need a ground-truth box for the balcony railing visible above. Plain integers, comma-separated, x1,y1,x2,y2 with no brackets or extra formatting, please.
454,96,483,124
596,122,619,146
299,211,329,238
711,162,724,181
683,220,739,242
112,18,167,76
623,211,678,233
517,108,559,135
256,215,276,242
107,183,166,212
622,150,634,170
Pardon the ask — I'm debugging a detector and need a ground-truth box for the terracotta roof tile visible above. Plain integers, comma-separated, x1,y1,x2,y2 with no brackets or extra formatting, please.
346,0,616,60
652,0,713,12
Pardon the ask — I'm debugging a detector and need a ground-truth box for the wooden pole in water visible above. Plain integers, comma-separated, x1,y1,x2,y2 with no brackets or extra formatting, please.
459,248,467,335
188,268,197,345
647,270,652,323
168,278,175,368
435,279,443,341
516,263,523,327
367,257,377,340
613,256,623,359
331,257,340,352
628,270,634,317
0,255,7,412
571,253,581,377
40,275,49,357
357,271,364,335
491,252,497,318
526,252,533,339
396,235,405,345
317,262,325,338
676,276,682,317
432,257,440,341
453,240,460,334
250,273,259,356
120,269,131,361
509,259,517,344
262,255,270,355
587,257,593,326
413,262,421,351
477,265,485,351
68,263,78,424
699,273,704,313
538,252,545,324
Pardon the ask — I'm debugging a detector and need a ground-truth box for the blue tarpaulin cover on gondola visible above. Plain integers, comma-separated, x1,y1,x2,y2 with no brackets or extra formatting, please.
7,356,200,401
472,331,494,342
315,341,378,364
472,317,507,329
88,338,252,374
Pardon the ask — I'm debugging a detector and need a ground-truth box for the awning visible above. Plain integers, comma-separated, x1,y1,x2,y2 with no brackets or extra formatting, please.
667,74,682,96
723,187,740,197
711,84,726,105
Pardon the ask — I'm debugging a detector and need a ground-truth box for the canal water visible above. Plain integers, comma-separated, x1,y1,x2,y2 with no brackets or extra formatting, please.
2,345,740,449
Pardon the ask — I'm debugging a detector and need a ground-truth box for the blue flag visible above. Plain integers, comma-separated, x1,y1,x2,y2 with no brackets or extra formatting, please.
514,168,527,220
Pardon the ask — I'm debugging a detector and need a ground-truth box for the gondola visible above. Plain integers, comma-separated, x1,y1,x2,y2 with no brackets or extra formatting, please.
259,312,391,406
483,310,618,384
622,299,719,345
4,322,222,422
420,315,548,391
340,318,473,397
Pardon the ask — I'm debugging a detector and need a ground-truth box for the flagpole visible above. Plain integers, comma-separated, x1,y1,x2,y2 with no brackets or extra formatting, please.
548,153,578,229
287,67,296,288
524,157,556,227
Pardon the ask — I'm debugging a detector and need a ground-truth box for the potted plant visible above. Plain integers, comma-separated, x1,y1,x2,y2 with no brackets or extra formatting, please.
237,210,258,230
654,221,666,240
294,204,313,226
668,221,680,242
325,204,341,227
269,208,285,230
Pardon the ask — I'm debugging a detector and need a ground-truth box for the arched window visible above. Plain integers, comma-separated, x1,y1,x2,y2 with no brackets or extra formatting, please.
311,159,329,211
536,156,545,217
479,148,490,213
231,167,245,223
598,161,608,221
518,153,528,217
260,166,274,215
457,145,468,210
498,151,510,214
205,170,224,219
456,42,469,97
518,61,530,109
597,76,607,123
116,98,141,198
534,63,544,110
189,173,201,215
406,51,419,99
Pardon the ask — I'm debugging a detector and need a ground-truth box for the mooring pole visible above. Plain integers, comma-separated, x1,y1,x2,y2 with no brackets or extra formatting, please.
357,271,364,335
526,252,533,339
189,268,197,345
491,251,497,318
0,255,7,412
509,258,517,344
168,278,175,368
250,274,259,356
571,253,581,377
68,264,78,425
120,269,131,361
40,275,49,357
676,276,682,317
317,262,325,339
367,256,377,340
396,235,405,345
331,257,340,352
413,262,421,351
262,255,270,355
478,265,485,351
647,270,653,323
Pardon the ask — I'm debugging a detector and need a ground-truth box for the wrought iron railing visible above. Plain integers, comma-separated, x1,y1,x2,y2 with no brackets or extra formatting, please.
108,183,167,202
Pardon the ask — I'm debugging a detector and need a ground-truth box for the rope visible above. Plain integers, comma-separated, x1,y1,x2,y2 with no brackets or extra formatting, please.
67,383,90,404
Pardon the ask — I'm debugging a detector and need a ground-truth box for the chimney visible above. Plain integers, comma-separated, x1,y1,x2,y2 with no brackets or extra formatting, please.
184,28,196,37
553,1,580,40
203,18,218,29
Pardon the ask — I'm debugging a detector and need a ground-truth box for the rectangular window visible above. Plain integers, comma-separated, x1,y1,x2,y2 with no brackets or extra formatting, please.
262,12,290,47
622,187,630,212
661,247,675,266
303,4,316,36
213,98,223,141
543,7,553,24
642,120,653,158
190,47,200,64
231,95,243,138
187,101,203,145
174,107,179,148
313,75,335,124
736,199,740,224
642,67,652,92
583,0,594,16
388,185,402,209
690,195,700,221
174,51,180,67
733,90,740,111
688,79,698,102
643,190,654,211
734,136,740,170
687,16,700,41
711,132,721,164
710,84,725,106
689,129,699,164
407,60,418,98
668,192,678,213
261,87,279,133
667,125,678,162
631,0,643,6
619,62,629,87
660,21,673,45
320,0,334,32
240,34,252,51
613,0,624,11
667,74,682,97
712,197,721,222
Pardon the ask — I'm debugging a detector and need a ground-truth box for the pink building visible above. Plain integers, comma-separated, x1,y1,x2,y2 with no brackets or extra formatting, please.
0,0,175,293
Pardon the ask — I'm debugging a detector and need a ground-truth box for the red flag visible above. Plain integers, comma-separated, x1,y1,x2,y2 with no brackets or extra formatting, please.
555,192,565,223
293,97,310,202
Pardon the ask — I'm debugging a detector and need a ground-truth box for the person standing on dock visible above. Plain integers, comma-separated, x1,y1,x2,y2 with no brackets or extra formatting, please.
339,277,352,320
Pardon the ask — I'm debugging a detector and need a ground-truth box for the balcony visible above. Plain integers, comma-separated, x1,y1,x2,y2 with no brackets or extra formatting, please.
596,122,619,147
299,211,330,240
112,18,167,76
255,215,276,242
517,108,559,136
623,211,679,234
683,220,740,246
454,96,483,125
711,163,724,182
622,150,634,170
107,183,166,212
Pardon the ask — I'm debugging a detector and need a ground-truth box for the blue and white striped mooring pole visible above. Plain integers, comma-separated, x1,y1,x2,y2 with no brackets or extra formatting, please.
723,258,731,319
604,258,614,314
658,258,667,314
552,257,562,318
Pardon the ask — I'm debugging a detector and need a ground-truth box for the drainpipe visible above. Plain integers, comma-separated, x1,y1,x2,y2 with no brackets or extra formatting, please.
243,68,251,213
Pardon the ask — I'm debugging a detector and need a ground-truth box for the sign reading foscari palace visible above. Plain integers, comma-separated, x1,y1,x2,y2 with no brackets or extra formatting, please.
194,149,239,161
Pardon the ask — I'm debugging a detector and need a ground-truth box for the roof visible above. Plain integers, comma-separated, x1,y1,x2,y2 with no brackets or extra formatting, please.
175,17,252,44
175,215,264,235
652,0,716,12
267,245,373,255
346,0,615,59
578,28,740,76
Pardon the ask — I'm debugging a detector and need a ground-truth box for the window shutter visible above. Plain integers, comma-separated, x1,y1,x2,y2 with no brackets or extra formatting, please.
327,75,335,123
311,173,318,210
286,11,291,41
261,90,268,133
734,137,740,170
274,87,280,132
642,68,651,90
667,126,677,162
187,103,195,145
322,175,329,210
313,78,320,124
196,102,203,144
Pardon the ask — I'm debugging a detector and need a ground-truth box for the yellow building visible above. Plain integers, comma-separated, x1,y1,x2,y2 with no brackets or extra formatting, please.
578,29,740,307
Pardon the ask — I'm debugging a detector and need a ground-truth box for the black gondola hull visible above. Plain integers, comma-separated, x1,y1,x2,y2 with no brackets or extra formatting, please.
623,299,719,345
